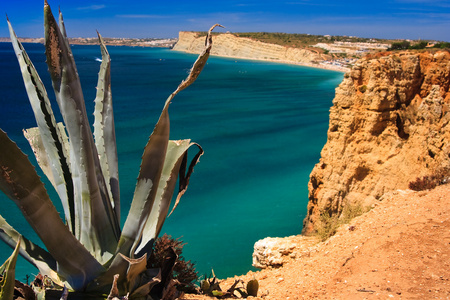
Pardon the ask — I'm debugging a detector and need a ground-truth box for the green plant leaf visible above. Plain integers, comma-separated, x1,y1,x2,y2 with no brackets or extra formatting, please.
7,18,75,233
0,129,105,290
88,253,160,296
131,268,161,299
57,6,72,57
0,240,20,300
173,24,224,95
43,2,120,262
0,214,60,281
93,32,120,222
135,140,203,257
118,24,220,258
168,141,204,217
97,254,148,295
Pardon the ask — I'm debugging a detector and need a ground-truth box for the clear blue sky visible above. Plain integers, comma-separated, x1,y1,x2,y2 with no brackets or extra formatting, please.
3,0,450,41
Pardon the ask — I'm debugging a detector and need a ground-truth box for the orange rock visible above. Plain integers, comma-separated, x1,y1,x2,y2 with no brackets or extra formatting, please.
303,50,450,234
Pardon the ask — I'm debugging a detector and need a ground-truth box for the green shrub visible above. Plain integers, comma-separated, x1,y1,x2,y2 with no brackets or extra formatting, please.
409,41,428,49
316,203,369,241
389,41,411,50
316,210,340,241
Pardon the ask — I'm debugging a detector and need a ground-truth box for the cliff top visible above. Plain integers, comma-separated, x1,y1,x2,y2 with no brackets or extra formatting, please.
184,31,414,48
182,183,450,299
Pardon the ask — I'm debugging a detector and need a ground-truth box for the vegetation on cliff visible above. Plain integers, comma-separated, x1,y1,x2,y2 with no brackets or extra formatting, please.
195,31,396,48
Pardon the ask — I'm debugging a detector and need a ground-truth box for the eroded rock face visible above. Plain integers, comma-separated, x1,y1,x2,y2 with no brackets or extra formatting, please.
252,235,319,269
173,31,322,64
303,51,450,234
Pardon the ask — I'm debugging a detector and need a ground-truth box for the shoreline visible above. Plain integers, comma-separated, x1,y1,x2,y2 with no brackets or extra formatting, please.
0,39,350,73
172,48,350,73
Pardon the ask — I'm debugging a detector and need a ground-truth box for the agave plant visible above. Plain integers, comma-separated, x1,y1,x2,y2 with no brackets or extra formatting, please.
0,1,221,298
0,241,21,300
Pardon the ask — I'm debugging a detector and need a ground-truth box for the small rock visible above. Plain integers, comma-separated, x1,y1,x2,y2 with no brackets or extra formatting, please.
276,277,284,283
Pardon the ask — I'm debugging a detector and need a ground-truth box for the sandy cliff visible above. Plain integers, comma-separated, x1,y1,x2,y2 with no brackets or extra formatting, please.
173,31,322,65
303,50,450,234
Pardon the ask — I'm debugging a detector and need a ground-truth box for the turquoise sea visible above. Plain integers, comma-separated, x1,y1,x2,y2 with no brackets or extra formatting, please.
0,42,343,281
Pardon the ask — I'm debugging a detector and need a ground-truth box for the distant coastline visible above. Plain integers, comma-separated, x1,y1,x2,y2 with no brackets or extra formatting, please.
172,32,358,73
0,37,177,48
3,33,444,74
0,36,351,72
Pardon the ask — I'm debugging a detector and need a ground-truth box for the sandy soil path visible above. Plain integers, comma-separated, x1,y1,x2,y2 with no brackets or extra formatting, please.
182,184,450,299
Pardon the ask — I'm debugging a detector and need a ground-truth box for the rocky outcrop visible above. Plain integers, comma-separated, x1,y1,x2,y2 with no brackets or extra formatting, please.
252,236,319,269
173,31,322,64
302,50,450,234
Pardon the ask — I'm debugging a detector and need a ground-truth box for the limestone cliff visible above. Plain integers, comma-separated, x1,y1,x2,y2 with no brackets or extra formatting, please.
173,31,322,64
303,50,450,234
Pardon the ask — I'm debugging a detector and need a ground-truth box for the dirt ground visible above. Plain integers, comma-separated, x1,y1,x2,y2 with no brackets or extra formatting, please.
181,184,450,299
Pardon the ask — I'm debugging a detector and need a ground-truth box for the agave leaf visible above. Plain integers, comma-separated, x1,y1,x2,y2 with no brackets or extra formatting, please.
135,140,203,257
107,274,120,299
23,127,55,187
7,18,75,232
0,214,59,279
0,240,20,300
0,129,105,290
97,254,148,295
172,24,224,95
44,2,120,262
123,254,147,293
23,125,73,227
117,105,170,258
117,24,220,258
168,141,204,217
88,253,158,296
93,32,120,221
57,6,73,57
131,268,161,298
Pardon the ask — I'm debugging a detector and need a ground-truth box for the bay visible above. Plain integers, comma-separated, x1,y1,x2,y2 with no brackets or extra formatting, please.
0,42,343,281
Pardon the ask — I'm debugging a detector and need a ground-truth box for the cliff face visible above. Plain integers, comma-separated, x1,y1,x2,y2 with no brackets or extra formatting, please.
173,31,322,64
303,50,450,234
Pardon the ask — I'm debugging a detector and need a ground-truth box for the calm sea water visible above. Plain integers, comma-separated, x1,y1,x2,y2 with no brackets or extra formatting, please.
0,42,343,281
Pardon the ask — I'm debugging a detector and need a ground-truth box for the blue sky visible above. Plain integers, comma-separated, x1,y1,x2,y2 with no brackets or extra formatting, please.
2,0,450,41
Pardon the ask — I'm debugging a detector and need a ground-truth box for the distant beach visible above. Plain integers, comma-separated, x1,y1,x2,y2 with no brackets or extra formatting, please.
173,48,350,73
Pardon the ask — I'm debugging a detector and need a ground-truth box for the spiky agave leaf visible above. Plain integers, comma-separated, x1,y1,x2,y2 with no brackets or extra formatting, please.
43,1,120,263
0,240,20,300
88,253,161,295
0,129,105,290
4,1,220,295
93,32,120,221
7,17,75,233
174,24,224,94
117,24,221,259
135,140,204,257
0,214,61,284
